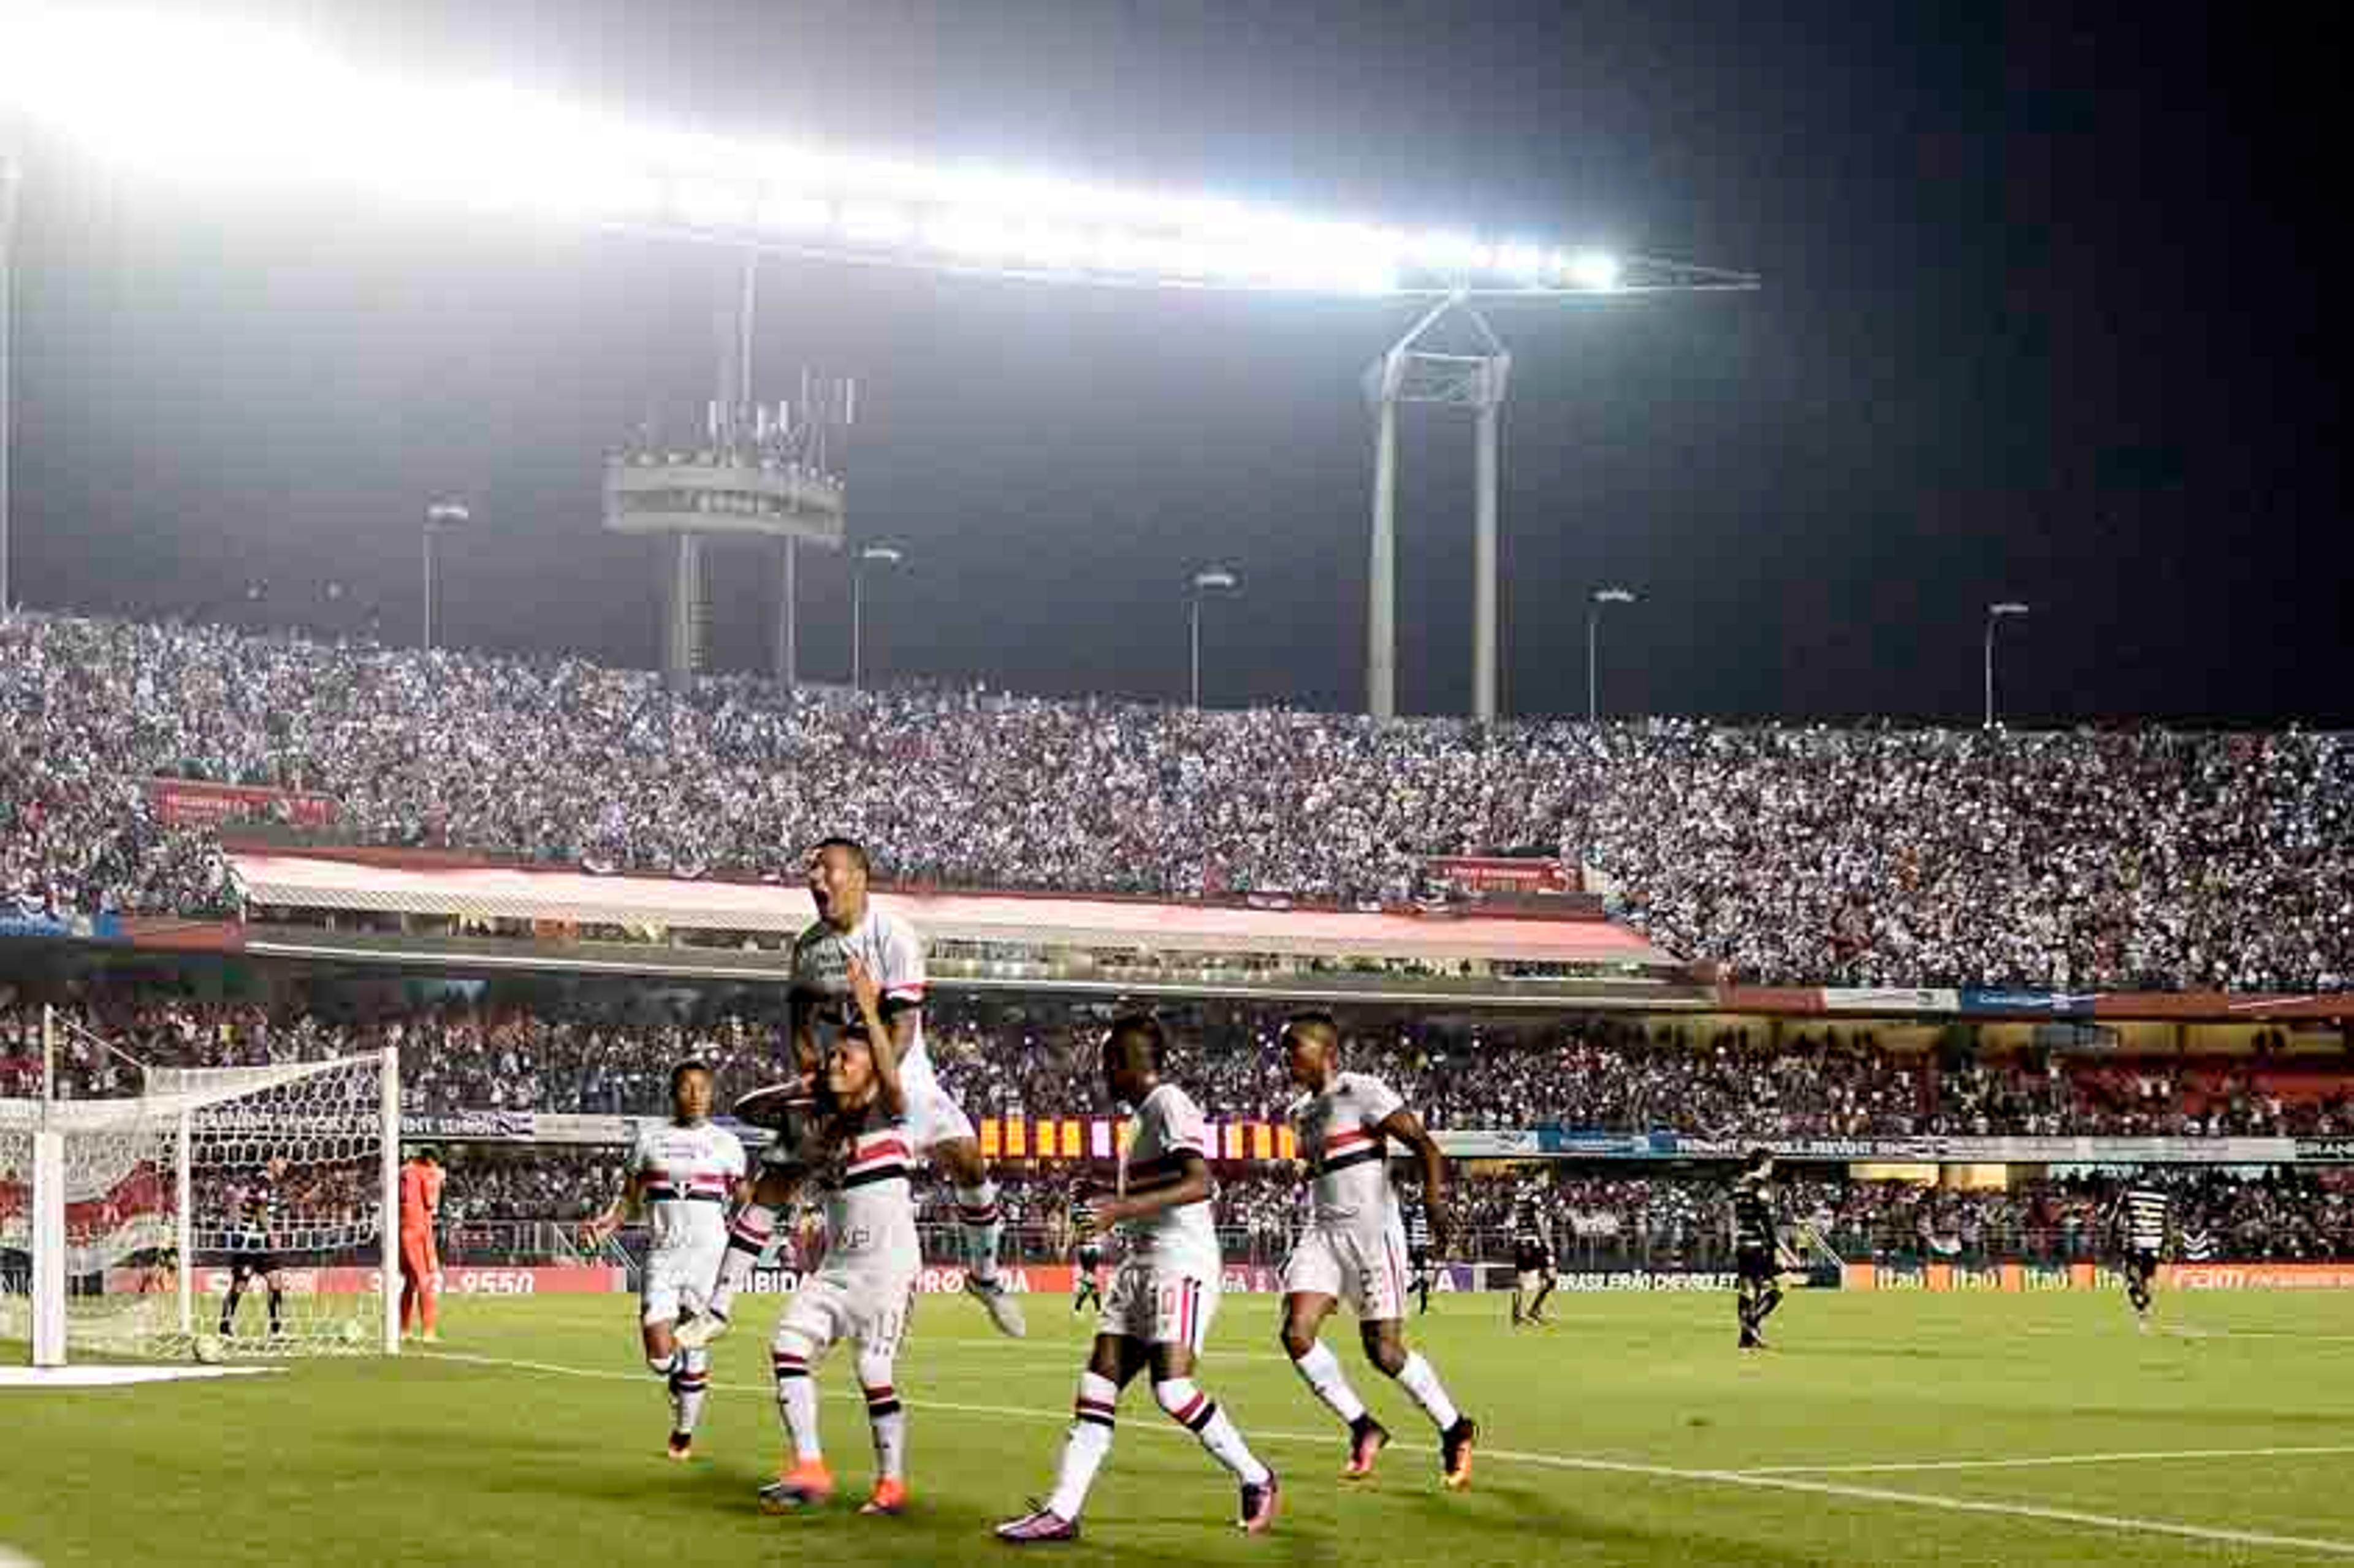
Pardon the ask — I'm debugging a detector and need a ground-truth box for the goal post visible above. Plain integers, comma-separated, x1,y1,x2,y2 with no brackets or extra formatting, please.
1,1048,402,1365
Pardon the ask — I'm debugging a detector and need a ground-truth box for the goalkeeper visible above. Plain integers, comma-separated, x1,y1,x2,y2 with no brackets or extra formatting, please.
398,1146,446,1343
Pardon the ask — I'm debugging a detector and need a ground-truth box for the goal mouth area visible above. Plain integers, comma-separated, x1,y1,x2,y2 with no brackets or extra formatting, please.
3,1051,402,1367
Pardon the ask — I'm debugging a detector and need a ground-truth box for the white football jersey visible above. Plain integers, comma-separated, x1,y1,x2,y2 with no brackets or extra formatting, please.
1118,1082,1221,1277
1290,1070,1405,1228
792,905,931,1076
812,1099,921,1278
628,1119,747,1255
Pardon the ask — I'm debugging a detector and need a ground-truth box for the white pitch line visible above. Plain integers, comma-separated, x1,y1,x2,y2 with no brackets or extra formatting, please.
417,1350,2354,1557
1740,1444,2354,1476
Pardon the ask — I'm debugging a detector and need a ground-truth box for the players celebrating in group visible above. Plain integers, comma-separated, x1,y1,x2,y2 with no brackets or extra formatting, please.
687,836,1021,1347
1276,1011,1477,1488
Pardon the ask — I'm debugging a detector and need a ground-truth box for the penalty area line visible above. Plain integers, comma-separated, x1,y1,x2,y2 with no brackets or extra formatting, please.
418,1350,2354,1556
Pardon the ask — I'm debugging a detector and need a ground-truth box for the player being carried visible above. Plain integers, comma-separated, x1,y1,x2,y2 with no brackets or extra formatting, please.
755,956,922,1518
683,837,1021,1348
584,1060,745,1461
2111,1171,2173,1334
219,1155,289,1341
1275,1011,1477,1487
995,1015,1279,1543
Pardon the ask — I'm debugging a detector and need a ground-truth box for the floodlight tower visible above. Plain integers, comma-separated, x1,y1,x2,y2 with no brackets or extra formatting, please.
601,252,851,687
1361,251,1740,723
1,137,19,617
0,8,1758,701
1364,293,1509,723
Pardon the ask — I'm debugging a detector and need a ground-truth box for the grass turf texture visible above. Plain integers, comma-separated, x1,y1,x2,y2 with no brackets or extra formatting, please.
7,1288,2354,1566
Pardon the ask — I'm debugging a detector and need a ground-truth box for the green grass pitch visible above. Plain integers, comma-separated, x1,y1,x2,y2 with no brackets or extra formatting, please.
8,1286,2354,1566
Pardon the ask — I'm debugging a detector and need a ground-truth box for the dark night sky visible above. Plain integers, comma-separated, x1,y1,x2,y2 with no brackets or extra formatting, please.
10,1,2347,725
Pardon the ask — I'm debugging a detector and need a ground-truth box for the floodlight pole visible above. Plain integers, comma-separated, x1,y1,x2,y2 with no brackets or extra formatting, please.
850,543,902,690
422,500,470,649
1984,601,2029,728
0,144,19,618
1367,389,1400,719
1187,566,1240,708
1365,294,1509,721
1587,587,1636,723
1472,391,1500,721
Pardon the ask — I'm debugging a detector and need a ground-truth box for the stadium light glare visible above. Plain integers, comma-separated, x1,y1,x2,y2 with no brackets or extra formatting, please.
1494,243,1545,282
838,204,914,246
1567,249,1624,292
758,189,832,232
0,2,1752,298
674,178,756,231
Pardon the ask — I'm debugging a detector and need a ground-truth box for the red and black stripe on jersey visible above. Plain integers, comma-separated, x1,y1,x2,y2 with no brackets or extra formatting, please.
639,1167,731,1205
833,1135,913,1191
1312,1124,1386,1175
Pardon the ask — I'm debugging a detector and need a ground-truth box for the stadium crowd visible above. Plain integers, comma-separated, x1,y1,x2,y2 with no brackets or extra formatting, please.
6,614,2354,992
9,990,2352,1142
414,1156,2354,1267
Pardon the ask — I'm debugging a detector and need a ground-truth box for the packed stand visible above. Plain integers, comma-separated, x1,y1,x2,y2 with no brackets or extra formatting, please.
7,615,2354,991
1536,1168,2354,1267
9,988,2354,1140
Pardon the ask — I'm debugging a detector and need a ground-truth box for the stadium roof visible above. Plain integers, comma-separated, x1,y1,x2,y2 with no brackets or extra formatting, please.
228,851,1678,966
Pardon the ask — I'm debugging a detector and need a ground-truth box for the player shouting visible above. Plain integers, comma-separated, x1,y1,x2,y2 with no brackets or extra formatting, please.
685,837,1021,1347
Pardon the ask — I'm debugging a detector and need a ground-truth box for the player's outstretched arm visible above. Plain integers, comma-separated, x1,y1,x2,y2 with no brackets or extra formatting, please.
582,1170,646,1248
847,956,905,1117
1379,1106,1452,1252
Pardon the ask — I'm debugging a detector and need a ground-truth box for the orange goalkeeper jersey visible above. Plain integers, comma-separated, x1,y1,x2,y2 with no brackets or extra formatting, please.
400,1162,444,1236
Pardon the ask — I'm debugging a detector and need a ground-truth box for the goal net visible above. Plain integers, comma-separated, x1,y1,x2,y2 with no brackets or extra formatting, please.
1,1049,398,1364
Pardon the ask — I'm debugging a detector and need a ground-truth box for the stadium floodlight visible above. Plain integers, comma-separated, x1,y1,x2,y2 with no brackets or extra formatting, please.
0,1,1756,707
0,4,1756,301
422,500,473,651
1566,249,1625,292
1587,587,1638,724
1188,565,1242,709
850,543,904,691
1984,600,2030,729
